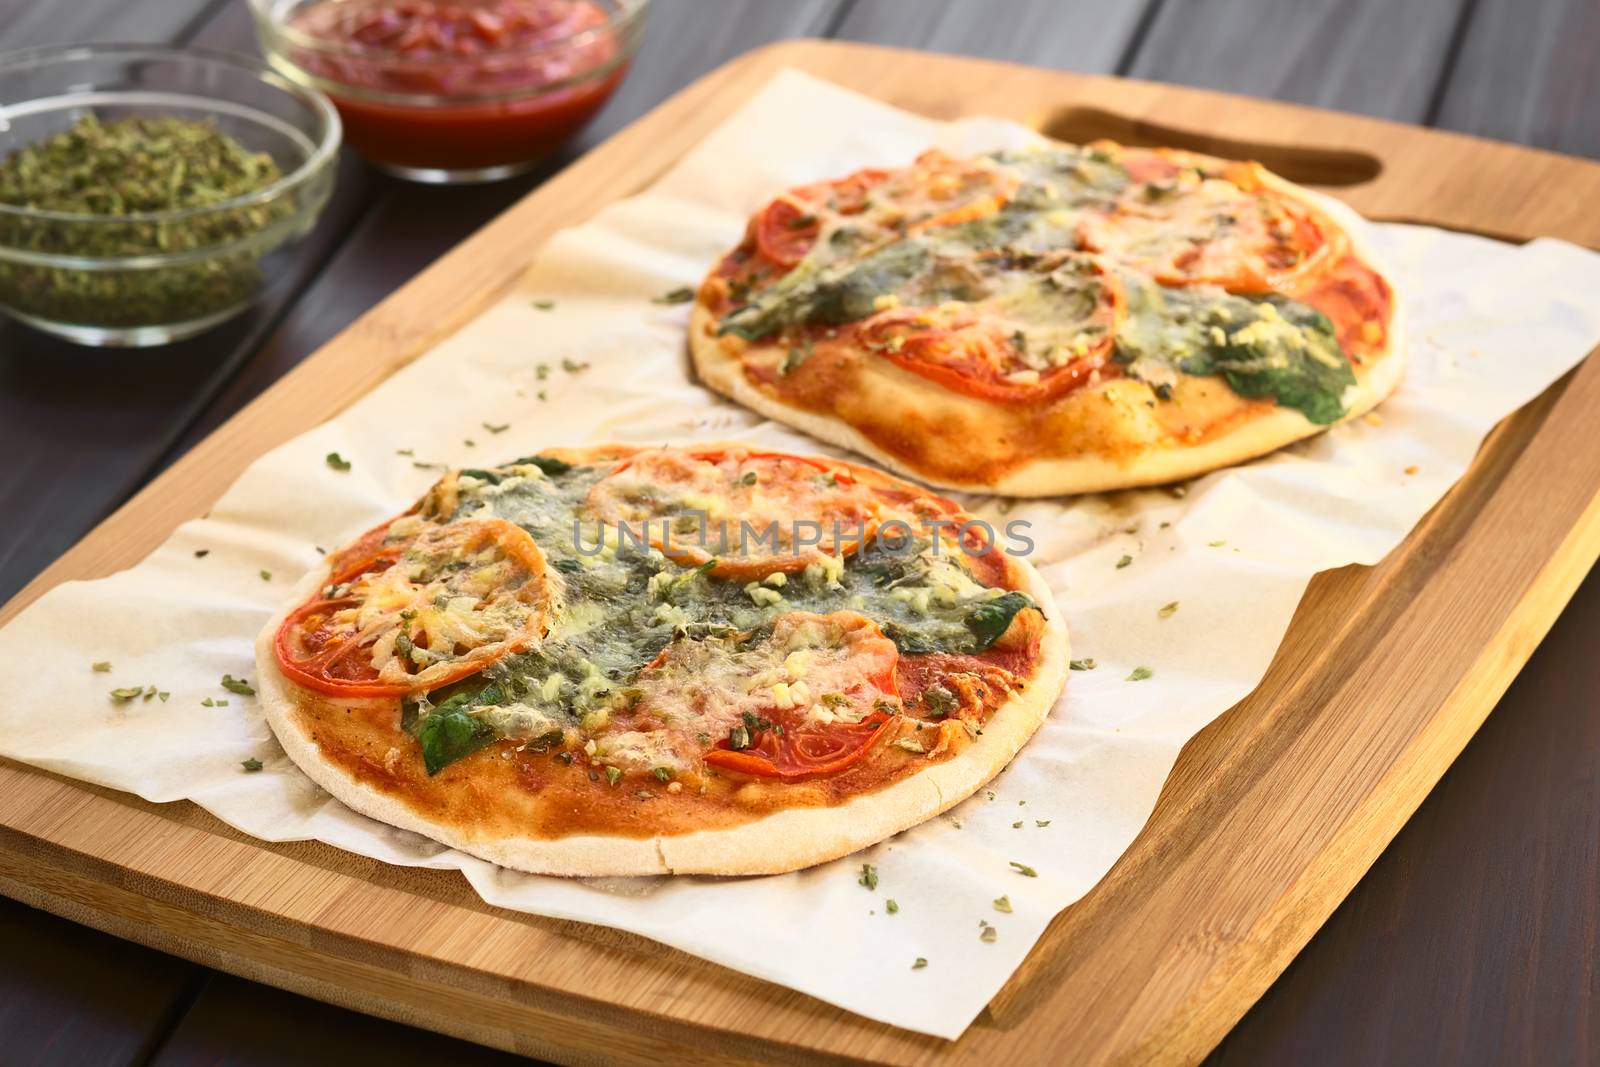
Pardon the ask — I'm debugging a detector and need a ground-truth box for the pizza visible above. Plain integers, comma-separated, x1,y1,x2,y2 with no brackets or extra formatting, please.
256,444,1068,876
689,142,1403,495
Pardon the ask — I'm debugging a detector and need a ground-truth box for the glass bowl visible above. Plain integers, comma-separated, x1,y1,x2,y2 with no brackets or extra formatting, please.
0,45,341,348
250,0,647,184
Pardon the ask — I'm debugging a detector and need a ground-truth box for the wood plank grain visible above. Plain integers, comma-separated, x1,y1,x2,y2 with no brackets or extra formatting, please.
1127,0,1470,121
149,974,529,1067
835,0,1154,73
161,0,851,462
582,0,848,145
0,0,220,49
0,895,198,1067
0,2,242,1059
2,40,1600,1066
1207,564,1600,1066
0,2,379,603
1431,0,1600,159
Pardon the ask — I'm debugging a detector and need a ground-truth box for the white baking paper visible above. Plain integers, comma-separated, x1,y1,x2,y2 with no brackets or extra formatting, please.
2,71,1598,1040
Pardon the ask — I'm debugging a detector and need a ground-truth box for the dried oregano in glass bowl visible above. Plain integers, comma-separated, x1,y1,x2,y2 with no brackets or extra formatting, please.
0,45,339,346
0,114,291,329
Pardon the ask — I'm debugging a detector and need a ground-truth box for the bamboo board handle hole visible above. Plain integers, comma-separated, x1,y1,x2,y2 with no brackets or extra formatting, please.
1040,106,1384,187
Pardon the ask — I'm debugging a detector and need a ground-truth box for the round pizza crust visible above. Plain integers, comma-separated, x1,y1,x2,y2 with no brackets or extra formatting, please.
689,172,1405,497
256,505,1069,878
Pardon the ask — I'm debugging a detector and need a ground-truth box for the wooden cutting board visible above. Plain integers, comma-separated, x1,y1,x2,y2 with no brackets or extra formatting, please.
4,40,1600,1067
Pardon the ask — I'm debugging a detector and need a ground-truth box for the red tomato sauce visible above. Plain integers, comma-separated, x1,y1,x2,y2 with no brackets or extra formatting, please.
287,0,630,171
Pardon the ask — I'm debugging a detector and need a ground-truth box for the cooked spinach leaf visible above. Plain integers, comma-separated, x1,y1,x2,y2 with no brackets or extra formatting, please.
1180,298,1355,424
404,682,505,775
882,622,941,655
965,592,1034,649
883,592,1035,655
511,455,573,478
720,240,930,340
1116,277,1357,426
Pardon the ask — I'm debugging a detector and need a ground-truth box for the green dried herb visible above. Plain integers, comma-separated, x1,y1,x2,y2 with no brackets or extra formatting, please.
0,113,293,329
220,674,255,696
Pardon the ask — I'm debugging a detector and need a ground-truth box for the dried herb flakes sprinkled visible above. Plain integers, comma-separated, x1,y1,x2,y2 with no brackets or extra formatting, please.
221,674,255,696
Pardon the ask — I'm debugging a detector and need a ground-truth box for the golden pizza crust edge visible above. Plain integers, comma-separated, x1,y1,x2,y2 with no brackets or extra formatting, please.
688,155,1405,497
256,455,1070,878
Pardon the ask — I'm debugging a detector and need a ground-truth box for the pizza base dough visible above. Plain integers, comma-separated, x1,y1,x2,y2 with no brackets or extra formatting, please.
690,178,1405,497
257,531,1069,878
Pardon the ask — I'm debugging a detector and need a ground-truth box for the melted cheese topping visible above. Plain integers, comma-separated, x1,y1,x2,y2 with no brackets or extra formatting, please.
1077,161,1329,290
335,518,549,687
598,611,898,774
585,447,884,575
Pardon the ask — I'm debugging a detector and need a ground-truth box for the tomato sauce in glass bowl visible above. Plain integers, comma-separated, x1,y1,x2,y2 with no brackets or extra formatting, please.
251,0,646,182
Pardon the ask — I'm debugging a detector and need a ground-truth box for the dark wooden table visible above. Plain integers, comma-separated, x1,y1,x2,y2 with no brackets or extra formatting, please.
2,1,1597,1064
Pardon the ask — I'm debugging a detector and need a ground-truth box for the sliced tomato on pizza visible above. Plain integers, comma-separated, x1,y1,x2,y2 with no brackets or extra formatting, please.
629,611,904,780
586,446,908,579
1077,155,1339,292
859,252,1126,403
275,516,551,698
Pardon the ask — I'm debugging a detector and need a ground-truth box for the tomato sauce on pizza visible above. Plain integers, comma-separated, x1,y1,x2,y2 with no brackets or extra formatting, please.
691,141,1402,495
261,445,1065,871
